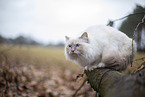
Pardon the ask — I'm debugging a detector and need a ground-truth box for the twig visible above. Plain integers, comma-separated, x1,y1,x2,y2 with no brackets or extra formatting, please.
114,12,145,22
107,12,145,26
135,57,145,61
133,15,145,38
72,78,88,97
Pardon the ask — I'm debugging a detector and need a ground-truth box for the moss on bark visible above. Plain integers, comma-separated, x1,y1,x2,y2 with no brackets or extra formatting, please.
85,68,145,97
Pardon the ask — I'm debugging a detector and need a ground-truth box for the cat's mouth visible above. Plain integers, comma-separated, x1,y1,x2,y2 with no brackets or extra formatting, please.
70,52,78,56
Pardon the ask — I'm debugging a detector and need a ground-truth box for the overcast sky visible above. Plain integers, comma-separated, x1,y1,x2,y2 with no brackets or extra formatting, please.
0,0,144,44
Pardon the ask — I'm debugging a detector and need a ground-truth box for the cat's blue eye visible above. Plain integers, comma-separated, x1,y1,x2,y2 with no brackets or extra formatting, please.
76,44,80,47
68,45,71,48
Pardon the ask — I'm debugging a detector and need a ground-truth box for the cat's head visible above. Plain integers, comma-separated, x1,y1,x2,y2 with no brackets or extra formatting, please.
65,32,89,59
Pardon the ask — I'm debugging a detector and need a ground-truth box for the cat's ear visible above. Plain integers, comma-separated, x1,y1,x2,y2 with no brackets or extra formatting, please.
65,36,70,41
80,32,89,42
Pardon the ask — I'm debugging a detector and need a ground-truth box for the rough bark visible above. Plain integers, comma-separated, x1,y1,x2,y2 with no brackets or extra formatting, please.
85,68,145,97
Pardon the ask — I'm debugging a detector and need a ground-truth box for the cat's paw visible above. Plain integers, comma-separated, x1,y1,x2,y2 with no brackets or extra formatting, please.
88,66,98,71
85,66,88,70
97,63,105,67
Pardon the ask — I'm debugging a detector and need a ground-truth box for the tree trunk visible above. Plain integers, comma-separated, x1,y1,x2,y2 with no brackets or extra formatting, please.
85,68,145,97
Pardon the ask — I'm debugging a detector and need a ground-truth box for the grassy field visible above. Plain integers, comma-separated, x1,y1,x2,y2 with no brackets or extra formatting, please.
0,45,80,72
0,45,145,73
0,45,145,96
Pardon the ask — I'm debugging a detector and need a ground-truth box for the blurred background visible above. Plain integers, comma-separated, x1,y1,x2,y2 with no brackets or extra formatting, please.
0,0,145,97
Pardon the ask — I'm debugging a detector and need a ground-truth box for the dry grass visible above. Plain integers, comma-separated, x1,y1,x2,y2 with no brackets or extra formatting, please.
123,52,145,73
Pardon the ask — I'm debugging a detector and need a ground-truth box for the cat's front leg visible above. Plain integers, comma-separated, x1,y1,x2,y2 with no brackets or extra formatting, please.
85,63,106,71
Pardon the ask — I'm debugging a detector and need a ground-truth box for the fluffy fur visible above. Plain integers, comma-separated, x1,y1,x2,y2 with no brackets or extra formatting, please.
65,25,137,71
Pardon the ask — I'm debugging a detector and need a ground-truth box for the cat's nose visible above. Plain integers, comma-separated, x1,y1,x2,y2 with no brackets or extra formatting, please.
71,50,75,52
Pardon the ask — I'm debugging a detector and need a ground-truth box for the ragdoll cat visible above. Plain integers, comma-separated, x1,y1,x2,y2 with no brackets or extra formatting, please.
65,25,137,71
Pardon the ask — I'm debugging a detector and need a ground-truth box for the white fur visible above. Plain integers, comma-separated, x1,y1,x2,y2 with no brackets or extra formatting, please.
65,25,137,71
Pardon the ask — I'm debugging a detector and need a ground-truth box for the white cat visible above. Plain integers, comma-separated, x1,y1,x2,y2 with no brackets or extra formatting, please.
65,25,137,71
